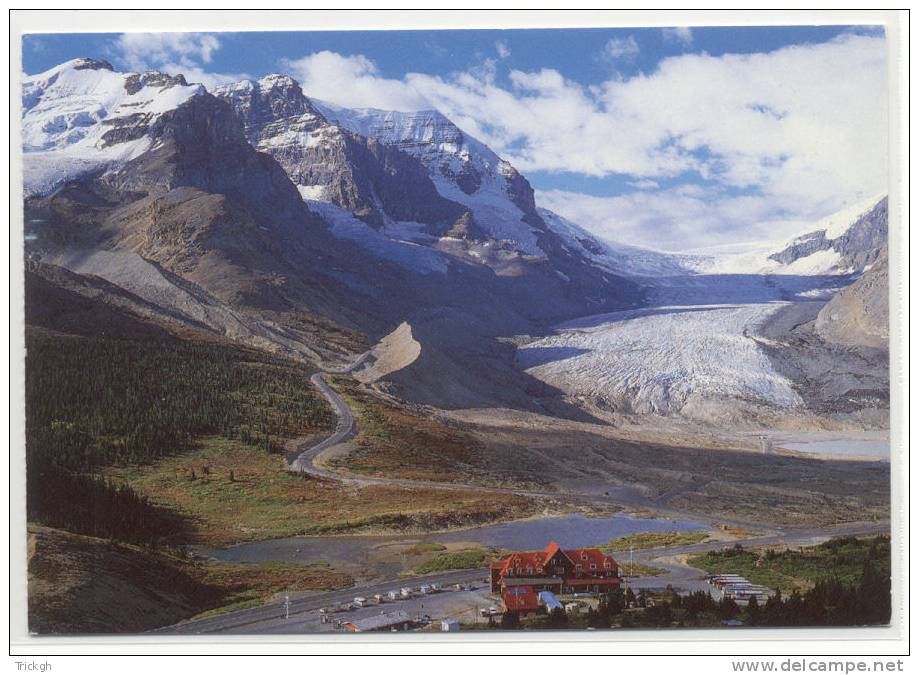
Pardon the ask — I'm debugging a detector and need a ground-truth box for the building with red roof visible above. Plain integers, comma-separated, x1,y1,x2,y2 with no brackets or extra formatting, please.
501,586,540,614
490,541,621,612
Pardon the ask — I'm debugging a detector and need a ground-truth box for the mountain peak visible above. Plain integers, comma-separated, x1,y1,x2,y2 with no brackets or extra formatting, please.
258,73,301,88
213,74,325,147
71,57,114,72
21,58,206,196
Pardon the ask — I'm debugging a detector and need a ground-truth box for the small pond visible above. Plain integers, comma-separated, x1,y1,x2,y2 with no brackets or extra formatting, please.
432,513,705,550
202,512,707,565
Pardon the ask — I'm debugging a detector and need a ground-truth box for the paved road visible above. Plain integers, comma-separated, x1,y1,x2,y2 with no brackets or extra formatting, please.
194,357,888,634
157,519,887,634
288,372,357,476
155,567,488,635
287,367,774,533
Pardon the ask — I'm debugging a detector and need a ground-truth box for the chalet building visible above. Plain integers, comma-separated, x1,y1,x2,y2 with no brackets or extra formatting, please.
490,541,621,608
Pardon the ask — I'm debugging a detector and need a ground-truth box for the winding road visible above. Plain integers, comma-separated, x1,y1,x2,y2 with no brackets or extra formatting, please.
288,370,756,534
155,361,887,635
289,366,890,537
287,369,767,531
287,372,358,477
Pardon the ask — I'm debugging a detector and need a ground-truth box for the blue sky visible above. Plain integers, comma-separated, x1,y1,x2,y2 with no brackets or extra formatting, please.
22,26,877,90
22,26,887,250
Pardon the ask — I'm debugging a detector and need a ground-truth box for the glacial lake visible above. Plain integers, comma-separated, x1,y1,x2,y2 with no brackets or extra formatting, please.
779,438,890,462
202,513,707,566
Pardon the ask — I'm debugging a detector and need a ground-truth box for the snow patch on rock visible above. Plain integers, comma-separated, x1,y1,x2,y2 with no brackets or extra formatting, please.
307,200,449,274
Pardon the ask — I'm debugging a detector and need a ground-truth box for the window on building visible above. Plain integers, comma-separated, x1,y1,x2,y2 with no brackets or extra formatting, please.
576,564,582,570
590,563,597,570
526,568,532,574
604,561,611,568
536,567,543,573
581,554,588,561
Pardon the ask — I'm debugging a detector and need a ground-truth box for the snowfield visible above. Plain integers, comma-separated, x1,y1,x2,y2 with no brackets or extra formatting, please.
537,208,694,278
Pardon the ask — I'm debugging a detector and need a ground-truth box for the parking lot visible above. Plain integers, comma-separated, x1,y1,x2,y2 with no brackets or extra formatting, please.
216,582,498,634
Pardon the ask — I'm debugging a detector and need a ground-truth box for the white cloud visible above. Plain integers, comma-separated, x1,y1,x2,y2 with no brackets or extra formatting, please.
112,32,249,90
602,36,640,62
99,32,885,250
538,187,803,252
662,27,693,46
277,35,886,249
496,41,511,59
281,51,430,111
115,33,220,70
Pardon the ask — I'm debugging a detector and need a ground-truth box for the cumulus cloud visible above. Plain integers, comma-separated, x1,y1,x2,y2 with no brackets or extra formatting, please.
101,31,886,249
496,41,511,59
116,33,220,70
602,36,640,62
281,51,430,111
538,187,807,251
662,27,693,46
278,34,886,249
111,32,249,89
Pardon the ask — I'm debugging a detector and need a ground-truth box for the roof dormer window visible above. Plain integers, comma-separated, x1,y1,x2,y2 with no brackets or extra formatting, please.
581,554,588,561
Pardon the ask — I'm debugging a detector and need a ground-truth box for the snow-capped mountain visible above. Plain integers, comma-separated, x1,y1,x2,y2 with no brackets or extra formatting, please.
682,194,887,276
21,59,643,376
214,76,475,238
214,74,644,311
21,58,206,197
19,57,890,420
313,101,548,257
536,207,692,278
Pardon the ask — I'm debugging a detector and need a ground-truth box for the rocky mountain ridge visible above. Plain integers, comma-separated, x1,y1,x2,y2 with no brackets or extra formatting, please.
21,58,644,411
769,196,888,273
214,76,477,236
